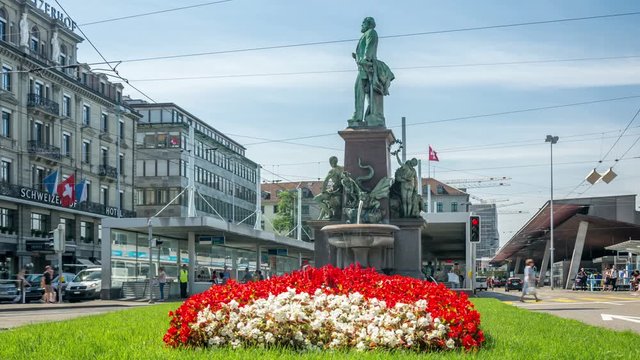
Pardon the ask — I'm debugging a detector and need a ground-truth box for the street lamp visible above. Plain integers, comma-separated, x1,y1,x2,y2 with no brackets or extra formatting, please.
545,135,559,290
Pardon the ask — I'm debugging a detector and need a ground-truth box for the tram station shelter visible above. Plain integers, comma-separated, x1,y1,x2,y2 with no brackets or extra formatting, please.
491,195,640,289
100,216,314,299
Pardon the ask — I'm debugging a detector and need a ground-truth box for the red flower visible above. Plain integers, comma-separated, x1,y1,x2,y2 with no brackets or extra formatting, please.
163,265,485,351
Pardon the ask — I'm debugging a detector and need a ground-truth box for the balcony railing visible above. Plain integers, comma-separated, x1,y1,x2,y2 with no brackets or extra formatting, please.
27,140,61,160
98,164,118,179
27,93,59,116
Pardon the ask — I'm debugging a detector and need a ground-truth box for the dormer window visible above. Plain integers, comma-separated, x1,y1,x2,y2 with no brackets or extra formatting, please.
59,44,67,66
436,185,445,195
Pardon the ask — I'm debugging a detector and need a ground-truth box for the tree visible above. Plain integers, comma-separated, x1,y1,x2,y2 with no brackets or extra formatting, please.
272,190,294,234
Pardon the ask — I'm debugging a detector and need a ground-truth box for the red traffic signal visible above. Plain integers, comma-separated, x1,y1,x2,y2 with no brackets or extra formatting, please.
470,215,481,243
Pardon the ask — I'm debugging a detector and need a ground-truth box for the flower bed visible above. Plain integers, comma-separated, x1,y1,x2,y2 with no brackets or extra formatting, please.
164,265,484,352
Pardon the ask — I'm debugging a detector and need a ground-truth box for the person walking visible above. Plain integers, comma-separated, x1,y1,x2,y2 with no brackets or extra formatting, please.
157,267,167,302
42,265,55,303
13,268,30,303
520,259,541,302
610,265,618,291
179,264,188,298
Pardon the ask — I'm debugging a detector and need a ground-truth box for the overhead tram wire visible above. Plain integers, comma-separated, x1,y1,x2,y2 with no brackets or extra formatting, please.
54,0,157,104
239,94,640,146
79,0,234,26
129,54,640,82
61,11,640,66
564,103,640,197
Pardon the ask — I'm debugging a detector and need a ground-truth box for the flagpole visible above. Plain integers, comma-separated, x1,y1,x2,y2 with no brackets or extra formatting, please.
427,151,431,214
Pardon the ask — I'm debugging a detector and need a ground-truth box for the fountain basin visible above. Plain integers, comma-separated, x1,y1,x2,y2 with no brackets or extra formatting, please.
322,223,399,248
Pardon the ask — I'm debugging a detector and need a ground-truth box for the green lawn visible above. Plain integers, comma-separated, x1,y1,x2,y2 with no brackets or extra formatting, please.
0,299,638,359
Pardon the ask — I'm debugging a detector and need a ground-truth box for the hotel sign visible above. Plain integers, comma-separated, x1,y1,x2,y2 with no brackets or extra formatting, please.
31,0,78,31
17,187,125,217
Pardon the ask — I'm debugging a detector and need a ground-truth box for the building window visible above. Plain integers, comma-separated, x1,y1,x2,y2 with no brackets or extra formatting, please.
0,208,14,229
0,159,10,183
82,105,90,125
1,65,10,91
100,113,108,132
451,202,458,212
1,111,10,138
100,82,105,94
85,181,91,202
62,133,71,156
119,120,124,140
30,26,39,53
101,147,108,165
119,191,124,209
30,212,48,232
82,140,91,163
80,221,93,243
59,44,67,66
0,9,6,42
116,91,121,104
62,95,71,117
33,167,46,191
436,202,443,213
100,186,109,206
119,154,124,175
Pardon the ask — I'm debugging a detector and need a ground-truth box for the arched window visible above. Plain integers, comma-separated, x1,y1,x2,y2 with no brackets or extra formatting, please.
0,8,7,42
30,26,39,52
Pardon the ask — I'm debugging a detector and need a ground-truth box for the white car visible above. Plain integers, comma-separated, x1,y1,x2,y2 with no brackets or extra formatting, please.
475,276,488,291
65,268,101,302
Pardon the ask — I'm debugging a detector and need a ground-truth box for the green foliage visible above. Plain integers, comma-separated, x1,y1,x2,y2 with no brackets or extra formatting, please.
0,299,638,359
272,190,294,234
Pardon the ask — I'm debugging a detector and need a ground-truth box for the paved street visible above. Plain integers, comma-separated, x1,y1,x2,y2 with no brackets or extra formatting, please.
0,301,153,330
478,288,640,333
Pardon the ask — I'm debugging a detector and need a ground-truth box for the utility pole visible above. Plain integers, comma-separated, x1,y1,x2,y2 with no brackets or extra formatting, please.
115,105,122,218
297,188,302,241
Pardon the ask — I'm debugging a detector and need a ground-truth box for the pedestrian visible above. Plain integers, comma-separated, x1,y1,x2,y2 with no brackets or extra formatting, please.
630,270,640,295
218,272,227,285
179,264,188,298
211,270,218,284
610,265,618,291
575,268,587,291
520,259,541,302
222,265,231,281
602,266,611,291
43,265,55,303
255,270,264,281
13,268,30,303
157,267,167,302
241,267,253,283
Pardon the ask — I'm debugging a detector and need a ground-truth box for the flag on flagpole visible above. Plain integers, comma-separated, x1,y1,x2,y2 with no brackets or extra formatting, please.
57,175,75,207
75,179,88,203
428,145,439,162
43,170,59,195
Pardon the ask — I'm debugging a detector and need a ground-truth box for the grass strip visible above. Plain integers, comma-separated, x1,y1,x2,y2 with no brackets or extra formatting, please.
0,299,637,359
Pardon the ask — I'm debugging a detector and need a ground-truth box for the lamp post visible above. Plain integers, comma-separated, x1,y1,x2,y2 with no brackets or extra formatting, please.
545,135,559,290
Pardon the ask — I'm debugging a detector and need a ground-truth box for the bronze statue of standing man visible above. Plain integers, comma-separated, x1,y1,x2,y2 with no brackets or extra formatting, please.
349,17,395,129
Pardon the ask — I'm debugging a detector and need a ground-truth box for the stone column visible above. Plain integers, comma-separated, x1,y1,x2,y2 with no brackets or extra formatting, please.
565,221,589,289
538,240,551,286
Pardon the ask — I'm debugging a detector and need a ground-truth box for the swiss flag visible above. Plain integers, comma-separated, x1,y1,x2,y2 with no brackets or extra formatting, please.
428,145,439,162
57,175,75,207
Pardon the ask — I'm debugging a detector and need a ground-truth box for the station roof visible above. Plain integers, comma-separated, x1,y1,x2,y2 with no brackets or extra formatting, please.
103,216,314,257
492,196,640,265
605,240,640,254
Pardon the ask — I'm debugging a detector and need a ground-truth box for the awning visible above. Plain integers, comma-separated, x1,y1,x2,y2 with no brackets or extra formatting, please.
605,240,640,254
77,258,98,266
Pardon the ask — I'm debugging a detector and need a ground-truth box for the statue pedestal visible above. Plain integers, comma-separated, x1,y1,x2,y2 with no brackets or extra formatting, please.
391,218,425,279
339,128,395,221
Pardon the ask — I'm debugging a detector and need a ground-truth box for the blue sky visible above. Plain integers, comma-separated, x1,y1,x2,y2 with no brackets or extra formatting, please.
63,0,640,244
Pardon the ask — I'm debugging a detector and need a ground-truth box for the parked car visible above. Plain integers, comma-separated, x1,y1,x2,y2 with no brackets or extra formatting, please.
475,276,488,291
505,277,523,292
0,281,18,302
492,278,504,287
65,268,101,302
52,272,76,299
24,274,46,302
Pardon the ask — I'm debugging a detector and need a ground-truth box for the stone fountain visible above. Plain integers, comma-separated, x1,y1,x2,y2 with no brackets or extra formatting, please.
308,17,425,278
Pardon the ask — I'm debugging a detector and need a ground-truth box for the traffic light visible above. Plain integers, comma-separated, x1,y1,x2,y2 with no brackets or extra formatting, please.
470,215,481,243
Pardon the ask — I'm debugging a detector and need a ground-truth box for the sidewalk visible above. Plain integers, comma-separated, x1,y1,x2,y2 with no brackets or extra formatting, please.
0,299,155,313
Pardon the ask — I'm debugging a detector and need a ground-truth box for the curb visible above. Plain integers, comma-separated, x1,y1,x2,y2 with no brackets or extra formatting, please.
0,302,149,313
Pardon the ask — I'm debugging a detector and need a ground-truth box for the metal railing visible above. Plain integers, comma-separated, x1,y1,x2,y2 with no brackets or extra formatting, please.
27,140,61,160
27,93,59,115
98,164,118,179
